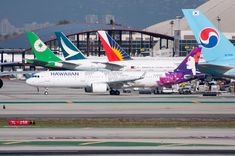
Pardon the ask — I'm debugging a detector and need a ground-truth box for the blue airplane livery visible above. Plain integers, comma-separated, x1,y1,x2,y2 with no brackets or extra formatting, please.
183,9,235,78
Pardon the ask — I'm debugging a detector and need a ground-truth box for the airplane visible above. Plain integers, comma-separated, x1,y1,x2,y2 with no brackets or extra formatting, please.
97,30,181,72
55,31,182,72
183,9,235,78
25,32,108,71
26,47,201,95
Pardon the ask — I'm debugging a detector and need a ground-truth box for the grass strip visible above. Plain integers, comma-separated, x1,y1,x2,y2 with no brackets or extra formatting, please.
1,119,235,128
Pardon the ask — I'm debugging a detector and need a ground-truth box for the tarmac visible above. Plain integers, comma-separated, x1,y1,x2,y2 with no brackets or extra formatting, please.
1,80,235,118
0,79,235,155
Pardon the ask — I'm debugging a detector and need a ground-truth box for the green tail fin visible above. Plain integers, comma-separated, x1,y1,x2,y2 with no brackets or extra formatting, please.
26,32,62,62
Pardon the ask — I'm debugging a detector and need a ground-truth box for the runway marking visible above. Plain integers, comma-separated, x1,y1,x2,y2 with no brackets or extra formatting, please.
0,141,234,147
192,100,200,104
66,100,74,106
3,141,25,145
1,101,235,104
80,141,104,146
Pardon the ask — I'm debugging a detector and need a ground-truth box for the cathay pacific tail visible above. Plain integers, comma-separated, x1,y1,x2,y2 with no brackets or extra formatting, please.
55,32,86,61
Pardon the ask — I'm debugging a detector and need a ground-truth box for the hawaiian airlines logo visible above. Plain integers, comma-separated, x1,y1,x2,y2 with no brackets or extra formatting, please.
186,56,196,75
199,27,220,48
34,39,47,52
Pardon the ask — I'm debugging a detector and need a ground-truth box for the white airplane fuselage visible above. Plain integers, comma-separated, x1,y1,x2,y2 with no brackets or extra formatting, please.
26,70,163,89
69,57,182,72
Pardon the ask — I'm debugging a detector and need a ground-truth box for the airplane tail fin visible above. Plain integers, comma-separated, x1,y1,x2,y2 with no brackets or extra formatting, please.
158,47,202,86
182,9,235,63
26,32,61,62
55,32,86,61
174,47,201,75
98,30,131,62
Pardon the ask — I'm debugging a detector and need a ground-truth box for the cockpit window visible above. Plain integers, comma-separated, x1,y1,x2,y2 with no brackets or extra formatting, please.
32,75,40,78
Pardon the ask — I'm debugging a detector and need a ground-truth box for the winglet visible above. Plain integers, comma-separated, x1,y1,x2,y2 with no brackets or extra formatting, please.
140,71,147,79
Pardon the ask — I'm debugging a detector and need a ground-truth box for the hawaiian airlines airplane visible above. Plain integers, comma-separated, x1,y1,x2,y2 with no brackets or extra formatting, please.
183,9,235,78
26,47,201,95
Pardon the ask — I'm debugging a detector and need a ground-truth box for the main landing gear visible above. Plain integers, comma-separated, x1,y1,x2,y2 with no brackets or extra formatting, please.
44,88,49,95
109,89,120,95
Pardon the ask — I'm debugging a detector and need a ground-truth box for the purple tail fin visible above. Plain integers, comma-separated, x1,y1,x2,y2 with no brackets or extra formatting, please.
158,47,202,86
175,47,202,75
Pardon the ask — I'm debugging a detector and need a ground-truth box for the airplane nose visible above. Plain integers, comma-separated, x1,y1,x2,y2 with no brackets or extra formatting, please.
26,78,33,85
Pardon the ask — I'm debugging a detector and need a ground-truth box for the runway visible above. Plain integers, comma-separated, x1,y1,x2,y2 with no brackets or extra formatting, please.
1,128,235,140
1,128,235,155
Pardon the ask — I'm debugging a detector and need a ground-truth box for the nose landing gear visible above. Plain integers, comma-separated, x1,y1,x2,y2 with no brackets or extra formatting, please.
44,88,49,95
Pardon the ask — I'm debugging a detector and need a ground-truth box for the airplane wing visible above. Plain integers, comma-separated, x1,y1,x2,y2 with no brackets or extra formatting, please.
26,59,80,70
107,72,146,89
102,62,124,71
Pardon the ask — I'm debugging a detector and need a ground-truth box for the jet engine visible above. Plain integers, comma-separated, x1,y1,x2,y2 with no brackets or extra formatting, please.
91,83,108,93
84,86,92,92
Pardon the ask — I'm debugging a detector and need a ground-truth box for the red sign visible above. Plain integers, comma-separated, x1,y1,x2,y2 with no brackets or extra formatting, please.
8,120,31,126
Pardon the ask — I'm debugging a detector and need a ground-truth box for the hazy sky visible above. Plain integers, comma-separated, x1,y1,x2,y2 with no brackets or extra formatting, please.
0,0,207,28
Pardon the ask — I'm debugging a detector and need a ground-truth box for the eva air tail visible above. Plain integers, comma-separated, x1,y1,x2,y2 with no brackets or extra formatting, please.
98,30,131,62
55,32,86,61
26,32,62,62
182,9,235,65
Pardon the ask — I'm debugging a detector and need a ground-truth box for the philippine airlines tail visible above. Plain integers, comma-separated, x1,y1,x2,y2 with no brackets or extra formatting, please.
98,30,131,62
55,32,86,61
182,9,235,63
158,47,202,86
26,32,62,62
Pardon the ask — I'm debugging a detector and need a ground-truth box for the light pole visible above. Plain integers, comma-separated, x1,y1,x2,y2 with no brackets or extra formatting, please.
217,16,221,30
170,20,174,36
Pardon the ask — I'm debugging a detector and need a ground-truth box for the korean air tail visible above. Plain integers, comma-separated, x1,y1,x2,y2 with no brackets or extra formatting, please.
158,47,202,86
55,32,86,61
182,9,235,64
98,30,131,62
26,32,62,62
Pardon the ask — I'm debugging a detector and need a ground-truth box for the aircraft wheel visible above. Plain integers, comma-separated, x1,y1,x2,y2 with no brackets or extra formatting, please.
110,90,115,95
115,90,120,95
0,79,3,88
44,91,48,95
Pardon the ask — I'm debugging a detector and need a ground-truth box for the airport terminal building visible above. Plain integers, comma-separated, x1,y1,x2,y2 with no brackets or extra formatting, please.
0,0,235,71
146,0,235,56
